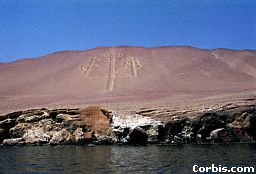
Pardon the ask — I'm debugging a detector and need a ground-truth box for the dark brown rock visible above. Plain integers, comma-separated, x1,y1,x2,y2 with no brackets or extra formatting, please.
0,118,16,129
79,106,112,136
128,128,148,145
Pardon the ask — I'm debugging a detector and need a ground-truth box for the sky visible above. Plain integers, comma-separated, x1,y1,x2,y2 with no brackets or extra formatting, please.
0,0,256,62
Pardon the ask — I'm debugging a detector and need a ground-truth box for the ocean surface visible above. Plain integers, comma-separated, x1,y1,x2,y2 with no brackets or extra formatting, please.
0,144,255,174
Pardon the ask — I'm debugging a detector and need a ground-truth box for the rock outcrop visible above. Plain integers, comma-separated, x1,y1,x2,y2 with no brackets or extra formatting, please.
111,112,162,144
0,98,256,146
0,107,115,145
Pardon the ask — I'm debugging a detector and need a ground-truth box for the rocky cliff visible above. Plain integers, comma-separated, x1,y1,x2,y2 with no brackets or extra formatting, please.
1,98,255,146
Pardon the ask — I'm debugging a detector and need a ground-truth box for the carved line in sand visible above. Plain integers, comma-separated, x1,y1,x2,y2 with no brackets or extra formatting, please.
197,67,211,78
81,53,142,91
81,57,97,77
212,51,256,78
106,53,116,91
211,52,221,60
122,57,142,77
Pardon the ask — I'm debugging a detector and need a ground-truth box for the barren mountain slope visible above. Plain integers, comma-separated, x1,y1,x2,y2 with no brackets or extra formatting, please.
0,46,255,113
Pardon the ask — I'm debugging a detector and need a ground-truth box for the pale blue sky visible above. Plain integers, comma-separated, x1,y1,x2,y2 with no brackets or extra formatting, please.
0,0,255,62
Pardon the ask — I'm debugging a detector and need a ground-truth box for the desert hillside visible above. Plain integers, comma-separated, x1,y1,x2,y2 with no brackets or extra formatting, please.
0,46,256,113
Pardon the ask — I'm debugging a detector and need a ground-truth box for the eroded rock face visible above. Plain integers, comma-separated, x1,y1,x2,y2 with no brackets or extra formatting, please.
0,106,115,145
0,101,256,146
128,128,148,145
111,112,163,144
3,138,23,146
79,106,112,136
210,128,232,142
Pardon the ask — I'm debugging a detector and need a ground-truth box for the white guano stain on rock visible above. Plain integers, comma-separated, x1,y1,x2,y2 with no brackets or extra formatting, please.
111,112,163,143
111,112,163,129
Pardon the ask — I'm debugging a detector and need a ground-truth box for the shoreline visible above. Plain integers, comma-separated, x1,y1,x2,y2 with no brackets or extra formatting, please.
1,141,256,147
1,97,255,146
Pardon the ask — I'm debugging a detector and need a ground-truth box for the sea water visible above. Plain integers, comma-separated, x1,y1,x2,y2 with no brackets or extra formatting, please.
0,144,255,174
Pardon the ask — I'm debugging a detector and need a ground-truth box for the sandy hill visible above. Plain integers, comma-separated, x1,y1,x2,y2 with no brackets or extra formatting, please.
0,46,256,113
